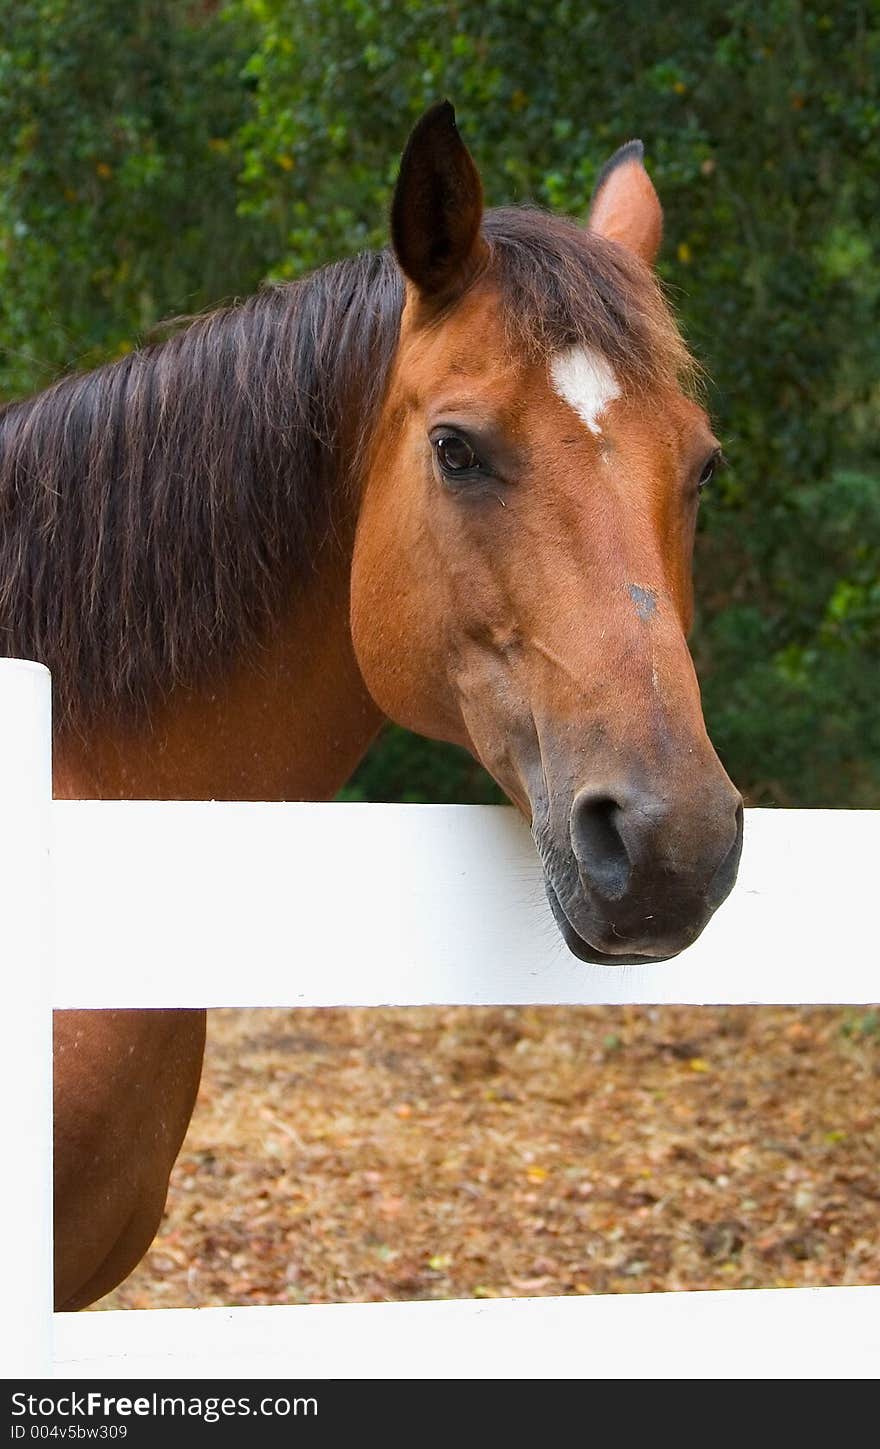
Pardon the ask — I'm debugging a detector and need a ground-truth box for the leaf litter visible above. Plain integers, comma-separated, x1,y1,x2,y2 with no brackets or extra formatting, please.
93,1004,880,1310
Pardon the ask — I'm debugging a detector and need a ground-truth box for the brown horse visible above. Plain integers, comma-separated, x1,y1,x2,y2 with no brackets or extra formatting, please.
0,103,742,1310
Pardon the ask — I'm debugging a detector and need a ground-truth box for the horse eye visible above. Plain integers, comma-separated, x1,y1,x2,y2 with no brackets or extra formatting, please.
435,434,480,474
698,451,721,491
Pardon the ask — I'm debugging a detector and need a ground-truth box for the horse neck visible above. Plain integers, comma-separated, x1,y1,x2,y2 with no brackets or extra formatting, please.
53,542,384,803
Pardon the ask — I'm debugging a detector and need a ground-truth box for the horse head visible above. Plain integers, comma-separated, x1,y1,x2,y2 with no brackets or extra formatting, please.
351,102,743,963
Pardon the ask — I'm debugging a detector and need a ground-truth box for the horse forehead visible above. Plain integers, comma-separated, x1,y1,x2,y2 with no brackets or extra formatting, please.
398,290,709,453
404,335,519,392
614,390,715,466
530,365,710,454
549,345,622,436
399,285,518,385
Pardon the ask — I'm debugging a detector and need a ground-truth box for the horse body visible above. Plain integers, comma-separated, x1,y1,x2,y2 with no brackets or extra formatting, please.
2,104,742,1308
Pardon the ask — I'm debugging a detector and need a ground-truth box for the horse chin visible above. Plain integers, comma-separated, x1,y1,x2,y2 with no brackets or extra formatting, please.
544,879,678,967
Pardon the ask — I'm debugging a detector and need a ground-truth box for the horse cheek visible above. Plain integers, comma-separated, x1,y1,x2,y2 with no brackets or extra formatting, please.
349,509,462,746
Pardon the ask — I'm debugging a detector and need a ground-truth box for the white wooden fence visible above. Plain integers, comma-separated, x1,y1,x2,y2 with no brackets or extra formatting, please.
3,658,879,1379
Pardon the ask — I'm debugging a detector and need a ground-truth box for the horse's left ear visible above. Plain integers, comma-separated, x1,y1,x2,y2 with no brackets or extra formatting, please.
391,100,487,300
588,140,663,267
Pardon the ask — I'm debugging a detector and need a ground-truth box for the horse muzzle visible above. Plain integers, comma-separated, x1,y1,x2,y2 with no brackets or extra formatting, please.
540,781,744,965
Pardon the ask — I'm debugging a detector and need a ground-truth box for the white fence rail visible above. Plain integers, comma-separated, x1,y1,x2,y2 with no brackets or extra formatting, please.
3,659,879,1379
51,798,880,1009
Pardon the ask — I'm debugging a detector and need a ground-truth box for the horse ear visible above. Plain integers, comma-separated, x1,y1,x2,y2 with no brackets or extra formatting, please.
391,101,487,300
588,140,663,267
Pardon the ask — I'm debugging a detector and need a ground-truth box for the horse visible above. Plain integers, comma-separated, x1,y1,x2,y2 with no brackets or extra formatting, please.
0,102,743,1310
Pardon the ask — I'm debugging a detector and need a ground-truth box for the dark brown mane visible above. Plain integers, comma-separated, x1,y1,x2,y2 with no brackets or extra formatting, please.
0,250,404,728
0,206,690,730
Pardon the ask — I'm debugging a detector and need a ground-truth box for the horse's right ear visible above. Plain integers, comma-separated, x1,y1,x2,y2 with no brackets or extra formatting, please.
391,101,487,301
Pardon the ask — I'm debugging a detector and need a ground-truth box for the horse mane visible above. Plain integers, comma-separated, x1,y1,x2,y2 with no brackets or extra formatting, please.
482,208,694,390
0,207,691,731
0,250,405,729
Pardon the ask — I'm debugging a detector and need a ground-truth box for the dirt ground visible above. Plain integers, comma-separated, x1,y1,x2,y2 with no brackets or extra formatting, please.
95,1003,880,1310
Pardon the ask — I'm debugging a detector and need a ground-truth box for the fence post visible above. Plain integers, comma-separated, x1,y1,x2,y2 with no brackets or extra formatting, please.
0,659,53,1376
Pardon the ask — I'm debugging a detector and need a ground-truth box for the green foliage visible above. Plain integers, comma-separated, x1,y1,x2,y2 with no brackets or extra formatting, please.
339,725,504,804
0,1,271,392
1,0,878,804
697,471,880,803
841,1010,880,1040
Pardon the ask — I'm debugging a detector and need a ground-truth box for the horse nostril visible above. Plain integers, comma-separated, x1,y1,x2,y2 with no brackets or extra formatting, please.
570,791,632,901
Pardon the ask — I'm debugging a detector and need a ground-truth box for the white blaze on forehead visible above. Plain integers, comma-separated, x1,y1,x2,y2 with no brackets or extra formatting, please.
549,344,621,436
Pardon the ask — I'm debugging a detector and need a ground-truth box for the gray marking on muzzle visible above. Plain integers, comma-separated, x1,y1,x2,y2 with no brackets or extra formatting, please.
627,584,657,622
